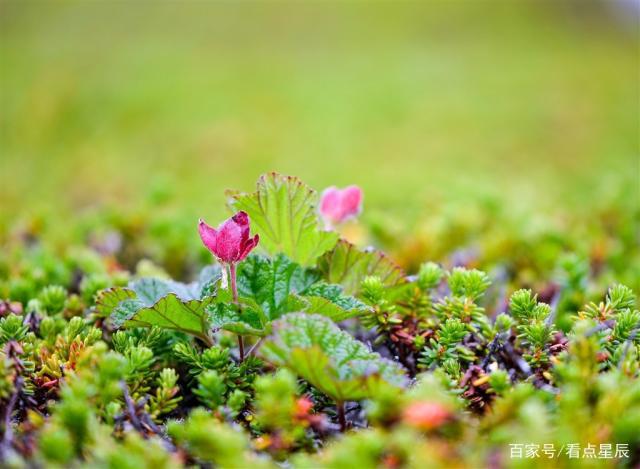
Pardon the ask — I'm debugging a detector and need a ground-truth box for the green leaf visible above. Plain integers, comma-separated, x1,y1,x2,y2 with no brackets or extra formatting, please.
227,172,339,266
237,253,319,320
132,266,221,304
104,260,368,342
237,254,369,322
119,294,216,344
106,267,223,338
291,282,371,322
262,313,407,402
95,287,136,318
318,240,406,295
109,294,144,326
208,296,268,337
103,266,262,344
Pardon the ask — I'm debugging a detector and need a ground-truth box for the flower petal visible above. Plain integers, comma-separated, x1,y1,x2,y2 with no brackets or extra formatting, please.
198,219,218,254
215,216,245,262
231,210,250,242
238,234,260,261
341,185,363,219
319,186,343,224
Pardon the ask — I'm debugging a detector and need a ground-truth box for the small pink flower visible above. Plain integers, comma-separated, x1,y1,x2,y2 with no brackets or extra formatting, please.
198,211,259,264
319,185,363,228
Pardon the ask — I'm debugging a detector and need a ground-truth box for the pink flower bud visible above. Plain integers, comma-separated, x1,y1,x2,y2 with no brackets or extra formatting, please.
319,185,363,227
402,402,451,430
198,211,259,264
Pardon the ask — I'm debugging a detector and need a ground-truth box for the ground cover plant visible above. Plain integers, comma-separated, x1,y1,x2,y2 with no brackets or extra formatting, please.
0,172,638,468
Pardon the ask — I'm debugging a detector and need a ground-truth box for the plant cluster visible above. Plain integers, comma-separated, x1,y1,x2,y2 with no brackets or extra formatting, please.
0,173,638,468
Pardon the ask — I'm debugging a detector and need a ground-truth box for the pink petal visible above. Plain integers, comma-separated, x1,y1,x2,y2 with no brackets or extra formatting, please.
238,234,260,261
231,211,250,241
198,219,218,253
341,185,363,219
215,215,245,262
320,187,343,224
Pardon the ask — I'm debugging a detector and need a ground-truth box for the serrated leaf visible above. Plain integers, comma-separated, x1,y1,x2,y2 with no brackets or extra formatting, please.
292,282,371,322
318,240,406,295
109,294,144,326
103,266,263,344
236,254,320,320
227,172,339,266
262,313,408,402
132,265,221,304
95,287,137,318
303,282,370,312
208,296,268,337
284,295,362,323
122,294,216,344
237,254,369,322
105,260,368,343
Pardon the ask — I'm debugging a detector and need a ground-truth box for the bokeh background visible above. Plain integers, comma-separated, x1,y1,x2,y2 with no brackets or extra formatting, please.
1,1,638,288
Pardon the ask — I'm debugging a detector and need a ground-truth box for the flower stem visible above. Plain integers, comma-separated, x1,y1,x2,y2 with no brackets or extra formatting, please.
237,336,245,361
229,263,244,361
229,263,238,302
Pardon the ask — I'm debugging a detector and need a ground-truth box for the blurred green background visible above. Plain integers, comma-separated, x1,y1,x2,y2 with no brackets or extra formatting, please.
0,1,638,283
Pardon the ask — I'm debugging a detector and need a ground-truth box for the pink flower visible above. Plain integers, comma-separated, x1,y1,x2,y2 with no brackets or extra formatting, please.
319,185,363,228
198,211,259,264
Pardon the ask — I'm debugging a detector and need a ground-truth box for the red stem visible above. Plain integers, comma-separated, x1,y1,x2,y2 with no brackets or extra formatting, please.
229,263,238,302
229,263,244,361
